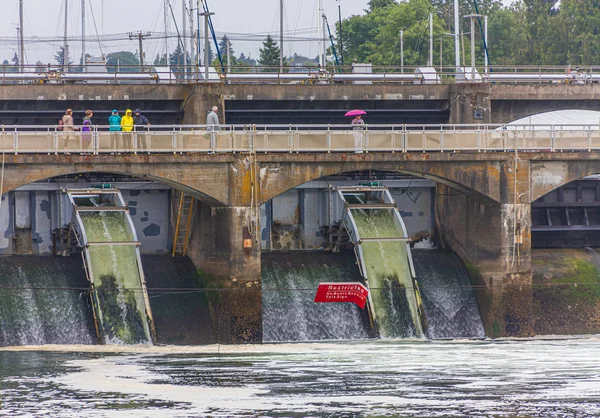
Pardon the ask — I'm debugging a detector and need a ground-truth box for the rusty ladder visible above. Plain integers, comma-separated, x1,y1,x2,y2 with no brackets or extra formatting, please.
172,191,195,257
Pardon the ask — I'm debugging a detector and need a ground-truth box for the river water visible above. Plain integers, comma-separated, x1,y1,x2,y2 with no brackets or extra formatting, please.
1,339,599,417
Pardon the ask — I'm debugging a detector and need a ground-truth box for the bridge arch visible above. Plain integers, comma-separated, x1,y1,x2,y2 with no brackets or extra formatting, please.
531,160,600,203
258,159,503,205
0,158,229,206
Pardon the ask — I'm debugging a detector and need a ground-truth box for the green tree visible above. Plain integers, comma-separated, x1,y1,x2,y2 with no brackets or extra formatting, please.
54,47,73,67
258,35,281,70
105,51,139,73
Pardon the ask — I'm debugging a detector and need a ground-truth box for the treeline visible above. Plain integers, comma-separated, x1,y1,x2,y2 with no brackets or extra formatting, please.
340,0,600,67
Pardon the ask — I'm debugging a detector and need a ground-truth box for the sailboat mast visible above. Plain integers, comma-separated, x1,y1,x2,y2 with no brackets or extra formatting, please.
318,0,324,67
164,0,170,65
82,0,86,72
64,0,69,69
19,0,25,70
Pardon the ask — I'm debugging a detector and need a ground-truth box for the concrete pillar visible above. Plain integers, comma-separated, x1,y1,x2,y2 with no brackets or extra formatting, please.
182,85,226,125
436,186,533,337
449,84,491,125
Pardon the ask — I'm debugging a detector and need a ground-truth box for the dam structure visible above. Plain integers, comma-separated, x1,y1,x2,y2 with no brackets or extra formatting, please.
1,77,600,343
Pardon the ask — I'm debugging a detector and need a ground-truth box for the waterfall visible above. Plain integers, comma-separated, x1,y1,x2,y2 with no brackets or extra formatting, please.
351,209,423,339
0,257,95,346
412,249,485,339
262,252,371,342
79,212,152,344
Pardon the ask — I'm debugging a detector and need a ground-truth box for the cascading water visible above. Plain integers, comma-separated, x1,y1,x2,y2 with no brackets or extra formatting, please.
351,208,423,338
262,252,371,342
0,257,95,346
79,211,151,344
412,249,485,339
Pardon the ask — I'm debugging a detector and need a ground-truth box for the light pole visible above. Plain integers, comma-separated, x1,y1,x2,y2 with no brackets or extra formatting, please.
464,14,482,82
337,0,343,68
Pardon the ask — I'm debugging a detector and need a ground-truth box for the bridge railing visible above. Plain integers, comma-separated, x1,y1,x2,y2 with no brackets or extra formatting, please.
2,124,600,154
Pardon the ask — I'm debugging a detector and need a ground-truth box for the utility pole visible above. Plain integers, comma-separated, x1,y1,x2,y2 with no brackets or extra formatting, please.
63,0,69,70
484,15,489,74
189,0,195,65
337,0,343,68
400,30,404,72
81,0,86,72
317,0,324,67
201,11,214,82
164,0,170,66
129,32,152,68
454,0,460,69
429,13,433,66
465,14,481,82
279,0,284,72
19,0,24,70
227,38,231,74
182,0,187,72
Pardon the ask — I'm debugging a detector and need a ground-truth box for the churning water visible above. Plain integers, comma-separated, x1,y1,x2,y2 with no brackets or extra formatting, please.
413,250,486,340
262,252,370,342
79,212,151,344
351,208,423,338
1,339,599,417
0,257,95,346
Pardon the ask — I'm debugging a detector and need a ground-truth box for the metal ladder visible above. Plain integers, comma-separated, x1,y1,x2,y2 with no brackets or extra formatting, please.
172,191,195,257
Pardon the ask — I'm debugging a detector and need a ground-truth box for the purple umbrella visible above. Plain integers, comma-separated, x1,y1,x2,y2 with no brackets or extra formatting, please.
345,109,367,117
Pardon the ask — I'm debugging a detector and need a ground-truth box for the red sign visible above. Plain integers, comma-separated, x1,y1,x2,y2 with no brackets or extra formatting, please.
314,282,369,309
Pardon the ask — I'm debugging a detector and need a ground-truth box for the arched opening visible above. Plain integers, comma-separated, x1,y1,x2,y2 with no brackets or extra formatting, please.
530,175,600,336
0,172,218,347
260,169,485,342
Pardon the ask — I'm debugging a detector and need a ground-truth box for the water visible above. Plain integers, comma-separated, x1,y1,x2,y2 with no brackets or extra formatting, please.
79,212,151,344
0,257,95,346
1,339,599,417
262,252,371,342
351,208,423,338
413,250,486,340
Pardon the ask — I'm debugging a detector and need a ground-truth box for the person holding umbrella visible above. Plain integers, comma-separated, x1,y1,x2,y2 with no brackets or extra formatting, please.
345,109,367,153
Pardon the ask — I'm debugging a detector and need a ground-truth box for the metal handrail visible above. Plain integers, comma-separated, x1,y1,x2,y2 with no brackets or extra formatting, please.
3,124,600,154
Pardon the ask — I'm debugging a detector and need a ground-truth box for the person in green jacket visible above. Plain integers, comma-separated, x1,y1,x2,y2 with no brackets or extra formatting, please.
108,109,122,152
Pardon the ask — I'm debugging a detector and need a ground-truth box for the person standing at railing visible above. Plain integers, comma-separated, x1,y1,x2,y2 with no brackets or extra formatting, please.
81,109,93,152
134,109,151,151
61,109,75,153
108,110,122,153
121,109,134,151
351,115,365,154
206,106,221,153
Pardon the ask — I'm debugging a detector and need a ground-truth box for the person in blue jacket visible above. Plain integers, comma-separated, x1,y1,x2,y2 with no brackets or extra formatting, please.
108,109,122,152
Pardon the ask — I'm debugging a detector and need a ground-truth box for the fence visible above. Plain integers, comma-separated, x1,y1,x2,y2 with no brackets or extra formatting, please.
1,124,600,154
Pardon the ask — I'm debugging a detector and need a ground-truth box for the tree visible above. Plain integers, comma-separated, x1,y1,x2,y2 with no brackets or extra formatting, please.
368,0,396,12
105,51,139,73
54,47,73,67
153,53,167,66
258,35,281,70
218,35,235,58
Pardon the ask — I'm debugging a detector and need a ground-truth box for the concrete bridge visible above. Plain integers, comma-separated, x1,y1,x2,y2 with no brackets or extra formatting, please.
3,126,600,339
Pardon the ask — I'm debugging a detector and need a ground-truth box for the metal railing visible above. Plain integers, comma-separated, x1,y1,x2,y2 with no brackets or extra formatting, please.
2,124,600,154
1,64,599,85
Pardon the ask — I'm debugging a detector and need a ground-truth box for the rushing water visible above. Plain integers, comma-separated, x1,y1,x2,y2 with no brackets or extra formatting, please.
79,212,151,344
413,250,486,340
0,339,599,417
351,208,423,338
262,252,371,342
0,257,95,346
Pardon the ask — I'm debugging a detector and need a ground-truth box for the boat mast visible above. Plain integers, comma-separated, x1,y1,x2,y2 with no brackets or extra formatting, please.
164,0,170,65
454,0,460,68
182,0,187,71
64,0,69,69
82,0,86,72
318,0,324,67
19,0,25,70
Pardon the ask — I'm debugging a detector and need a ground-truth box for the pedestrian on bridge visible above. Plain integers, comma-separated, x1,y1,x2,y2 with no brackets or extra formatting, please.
61,109,75,153
121,109,134,151
206,106,221,153
346,109,367,154
108,110,122,152
81,109,93,152
134,109,151,151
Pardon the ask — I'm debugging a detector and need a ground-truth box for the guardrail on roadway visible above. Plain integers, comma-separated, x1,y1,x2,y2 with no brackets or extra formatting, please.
1,124,600,154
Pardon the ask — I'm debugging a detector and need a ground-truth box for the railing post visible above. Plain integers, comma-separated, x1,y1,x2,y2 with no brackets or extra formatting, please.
93,125,99,155
53,126,59,155
402,124,407,152
13,126,18,155
440,128,444,152
133,127,138,155
365,125,369,153
477,124,481,152
288,124,293,153
551,125,555,152
588,125,592,152
172,125,177,154
326,124,331,153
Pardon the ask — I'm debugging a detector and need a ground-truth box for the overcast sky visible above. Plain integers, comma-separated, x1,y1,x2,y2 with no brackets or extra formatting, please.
0,0,514,65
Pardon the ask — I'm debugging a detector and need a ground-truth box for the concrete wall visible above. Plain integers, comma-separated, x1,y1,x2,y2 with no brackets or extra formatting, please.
0,188,172,256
